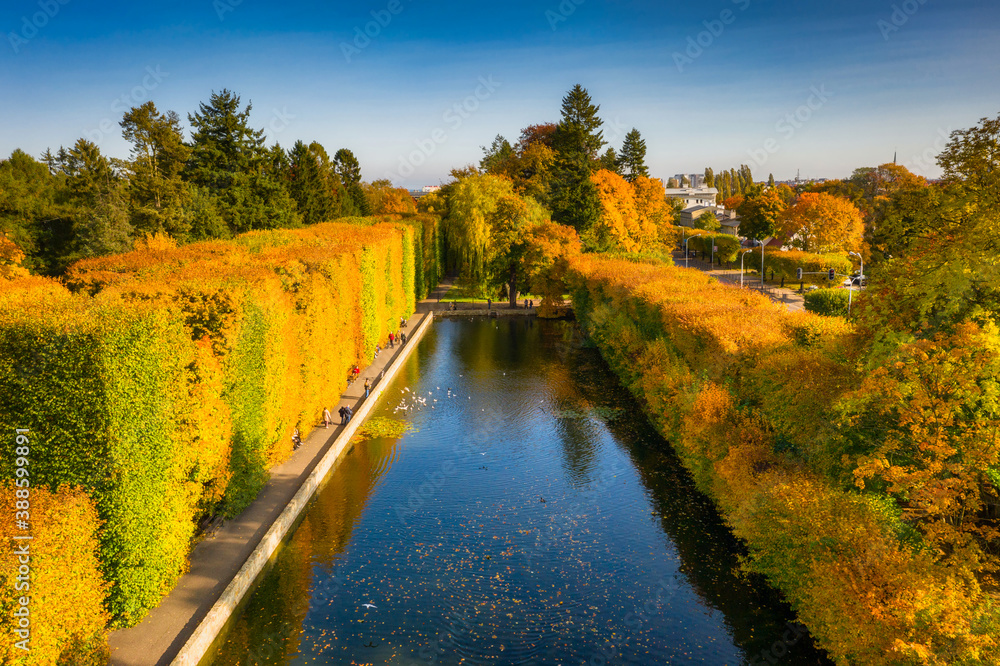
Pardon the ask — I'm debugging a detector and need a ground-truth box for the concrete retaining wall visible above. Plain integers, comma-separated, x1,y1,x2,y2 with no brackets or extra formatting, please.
170,312,434,665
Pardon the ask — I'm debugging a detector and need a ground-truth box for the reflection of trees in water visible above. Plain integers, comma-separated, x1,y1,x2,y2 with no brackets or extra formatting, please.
210,521,314,665
210,425,403,664
559,328,829,664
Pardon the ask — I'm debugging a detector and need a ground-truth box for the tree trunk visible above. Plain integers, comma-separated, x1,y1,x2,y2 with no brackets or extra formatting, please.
508,265,518,308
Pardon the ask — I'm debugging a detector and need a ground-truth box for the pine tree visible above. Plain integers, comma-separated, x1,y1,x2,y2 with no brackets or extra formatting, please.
618,128,649,183
550,85,605,236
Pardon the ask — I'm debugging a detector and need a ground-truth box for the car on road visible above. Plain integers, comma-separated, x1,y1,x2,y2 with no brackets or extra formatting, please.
841,274,867,288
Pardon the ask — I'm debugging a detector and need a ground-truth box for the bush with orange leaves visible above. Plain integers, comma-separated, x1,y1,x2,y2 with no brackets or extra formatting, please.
1,219,417,632
567,253,999,665
0,484,109,665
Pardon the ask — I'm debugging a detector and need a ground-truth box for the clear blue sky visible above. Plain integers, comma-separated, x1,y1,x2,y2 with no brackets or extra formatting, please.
1,0,997,188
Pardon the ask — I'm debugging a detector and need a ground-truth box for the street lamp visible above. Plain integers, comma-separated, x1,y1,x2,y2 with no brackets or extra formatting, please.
684,235,693,269
848,251,864,319
759,239,765,293
740,248,753,288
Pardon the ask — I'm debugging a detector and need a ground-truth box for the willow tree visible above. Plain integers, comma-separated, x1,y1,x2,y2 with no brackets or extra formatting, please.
444,172,547,304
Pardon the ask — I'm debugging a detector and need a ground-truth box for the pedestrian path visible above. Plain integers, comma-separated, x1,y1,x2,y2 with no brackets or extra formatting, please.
673,249,807,312
108,311,432,666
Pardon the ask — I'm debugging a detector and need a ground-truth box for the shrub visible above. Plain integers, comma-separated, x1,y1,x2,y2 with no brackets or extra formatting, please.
803,287,851,317
2,220,419,629
0,484,109,664
567,254,998,664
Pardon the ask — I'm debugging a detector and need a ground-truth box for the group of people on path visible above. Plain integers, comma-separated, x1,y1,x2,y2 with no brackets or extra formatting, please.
302,318,415,449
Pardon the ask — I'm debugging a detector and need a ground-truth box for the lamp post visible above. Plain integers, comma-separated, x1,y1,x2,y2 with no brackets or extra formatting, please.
760,239,765,292
684,235,692,269
740,249,753,288
848,251,864,319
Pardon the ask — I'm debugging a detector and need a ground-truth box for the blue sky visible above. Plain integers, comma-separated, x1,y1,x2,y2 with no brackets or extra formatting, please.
1,0,998,188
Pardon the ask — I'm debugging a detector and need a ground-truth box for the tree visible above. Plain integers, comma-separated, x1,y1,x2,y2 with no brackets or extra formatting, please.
550,85,605,235
523,222,581,316
633,176,676,244
937,112,1000,201
186,89,300,233
444,172,546,301
722,195,744,211
618,129,650,183
704,167,715,189
333,148,367,216
480,135,516,176
362,180,416,215
0,232,30,280
768,173,776,188
736,189,786,242
120,102,191,239
778,193,864,254
693,210,721,232
286,140,327,225
589,169,652,252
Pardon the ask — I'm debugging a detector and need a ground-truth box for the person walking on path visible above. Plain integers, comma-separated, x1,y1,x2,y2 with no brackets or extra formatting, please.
401,332,407,345
388,332,394,348
323,407,332,429
292,427,302,450
364,377,371,398
338,406,347,425
345,406,353,423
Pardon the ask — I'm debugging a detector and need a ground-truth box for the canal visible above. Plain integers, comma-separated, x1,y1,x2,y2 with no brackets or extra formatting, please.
207,318,830,665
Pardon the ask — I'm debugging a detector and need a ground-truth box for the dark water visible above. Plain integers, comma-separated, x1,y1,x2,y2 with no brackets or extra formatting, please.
207,318,829,665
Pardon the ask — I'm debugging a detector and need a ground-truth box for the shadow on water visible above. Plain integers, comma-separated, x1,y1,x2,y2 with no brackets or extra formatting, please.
206,318,831,666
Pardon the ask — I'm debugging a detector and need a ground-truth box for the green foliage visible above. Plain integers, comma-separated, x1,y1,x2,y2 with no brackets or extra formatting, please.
688,233,740,263
746,247,853,284
617,128,649,183
804,288,851,317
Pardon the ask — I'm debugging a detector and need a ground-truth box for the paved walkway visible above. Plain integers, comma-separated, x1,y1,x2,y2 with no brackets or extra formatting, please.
416,275,542,316
108,310,432,666
673,249,807,312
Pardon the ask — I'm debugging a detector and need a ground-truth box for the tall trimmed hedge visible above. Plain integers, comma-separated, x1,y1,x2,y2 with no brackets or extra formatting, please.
746,247,853,284
0,484,109,664
567,254,996,664
803,288,851,318
0,221,416,630
687,233,741,263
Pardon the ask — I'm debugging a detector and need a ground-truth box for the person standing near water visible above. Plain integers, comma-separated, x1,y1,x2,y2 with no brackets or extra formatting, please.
364,377,371,398
323,407,332,429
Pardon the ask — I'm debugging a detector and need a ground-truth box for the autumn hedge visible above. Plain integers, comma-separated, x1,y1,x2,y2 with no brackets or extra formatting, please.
567,255,997,665
0,219,418,633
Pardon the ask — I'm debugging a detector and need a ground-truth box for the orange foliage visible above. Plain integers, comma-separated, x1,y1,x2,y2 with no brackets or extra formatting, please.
589,169,656,252
0,484,109,664
779,192,864,254
0,234,30,281
567,254,999,664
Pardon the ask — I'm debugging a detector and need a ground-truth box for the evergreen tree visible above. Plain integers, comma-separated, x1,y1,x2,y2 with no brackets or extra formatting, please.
768,173,776,188
120,102,192,239
550,85,605,237
618,129,649,183
598,147,620,175
185,90,299,233
287,140,326,224
333,148,367,216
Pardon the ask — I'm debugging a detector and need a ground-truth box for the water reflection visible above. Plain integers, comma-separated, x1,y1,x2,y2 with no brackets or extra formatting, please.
207,318,830,666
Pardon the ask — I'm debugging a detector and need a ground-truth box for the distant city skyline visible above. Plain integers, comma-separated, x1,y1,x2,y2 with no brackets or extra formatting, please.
2,0,998,188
